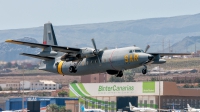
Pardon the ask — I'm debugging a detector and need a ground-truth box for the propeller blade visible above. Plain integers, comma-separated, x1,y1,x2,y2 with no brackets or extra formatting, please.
91,38,102,66
97,56,101,66
91,38,98,54
145,45,150,53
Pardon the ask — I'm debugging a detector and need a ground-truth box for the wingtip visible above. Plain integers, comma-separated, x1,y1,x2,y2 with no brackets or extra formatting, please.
5,39,13,42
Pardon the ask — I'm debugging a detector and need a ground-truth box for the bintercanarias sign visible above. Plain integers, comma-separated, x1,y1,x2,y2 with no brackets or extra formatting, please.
69,82,161,97
143,81,155,93
98,85,134,92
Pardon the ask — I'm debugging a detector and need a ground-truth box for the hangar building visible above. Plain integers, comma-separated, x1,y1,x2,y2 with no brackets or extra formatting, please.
69,81,200,112
5,97,78,111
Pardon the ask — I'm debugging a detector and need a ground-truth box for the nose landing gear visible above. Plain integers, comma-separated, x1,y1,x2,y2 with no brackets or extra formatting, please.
142,65,147,75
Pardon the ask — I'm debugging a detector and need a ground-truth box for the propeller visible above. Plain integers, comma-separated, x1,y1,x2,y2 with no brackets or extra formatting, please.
144,45,154,63
91,38,102,66
144,45,150,53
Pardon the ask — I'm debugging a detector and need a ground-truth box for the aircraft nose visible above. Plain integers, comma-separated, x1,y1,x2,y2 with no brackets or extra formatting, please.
148,55,154,61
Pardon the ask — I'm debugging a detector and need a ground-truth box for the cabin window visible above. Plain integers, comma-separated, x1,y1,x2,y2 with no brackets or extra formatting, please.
135,50,141,53
129,50,132,53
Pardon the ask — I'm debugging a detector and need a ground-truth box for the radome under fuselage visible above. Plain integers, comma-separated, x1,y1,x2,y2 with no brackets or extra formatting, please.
40,46,149,76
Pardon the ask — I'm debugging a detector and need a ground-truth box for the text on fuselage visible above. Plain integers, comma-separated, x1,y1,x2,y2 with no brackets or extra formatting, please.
124,54,139,62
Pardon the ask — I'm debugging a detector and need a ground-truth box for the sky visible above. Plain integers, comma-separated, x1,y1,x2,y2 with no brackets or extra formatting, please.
0,0,200,30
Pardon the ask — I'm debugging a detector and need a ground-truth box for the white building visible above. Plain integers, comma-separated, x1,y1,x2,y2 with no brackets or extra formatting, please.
20,80,59,90
0,83,20,90
20,81,31,90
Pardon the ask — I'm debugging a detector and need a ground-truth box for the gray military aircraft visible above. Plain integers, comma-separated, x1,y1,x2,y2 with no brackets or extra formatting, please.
5,23,190,77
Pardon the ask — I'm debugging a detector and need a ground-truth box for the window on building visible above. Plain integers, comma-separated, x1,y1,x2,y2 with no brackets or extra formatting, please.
45,84,47,86
85,100,88,109
129,50,132,53
111,101,115,112
105,101,108,112
144,100,147,107
92,101,95,108
150,100,154,108
139,100,143,107
97,101,101,109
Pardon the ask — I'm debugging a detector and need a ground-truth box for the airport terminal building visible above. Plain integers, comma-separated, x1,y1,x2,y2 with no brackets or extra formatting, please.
69,81,200,112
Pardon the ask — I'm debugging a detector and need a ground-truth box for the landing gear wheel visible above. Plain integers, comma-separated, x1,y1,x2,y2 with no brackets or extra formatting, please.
116,71,123,77
69,66,77,73
142,69,147,75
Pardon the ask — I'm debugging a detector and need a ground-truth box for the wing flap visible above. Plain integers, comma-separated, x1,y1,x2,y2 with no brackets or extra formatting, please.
20,53,55,60
6,39,81,53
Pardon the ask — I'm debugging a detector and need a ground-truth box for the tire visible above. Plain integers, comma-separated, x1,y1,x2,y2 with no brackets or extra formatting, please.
69,66,75,73
116,71,123,77
142,69,147,74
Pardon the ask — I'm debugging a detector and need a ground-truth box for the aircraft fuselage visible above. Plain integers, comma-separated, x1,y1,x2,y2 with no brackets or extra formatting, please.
40,46,149,76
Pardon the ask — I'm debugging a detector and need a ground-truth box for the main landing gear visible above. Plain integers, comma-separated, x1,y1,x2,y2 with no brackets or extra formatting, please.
68,59,82,73
142,65,147,75
116,71,123,77
69,66,77,73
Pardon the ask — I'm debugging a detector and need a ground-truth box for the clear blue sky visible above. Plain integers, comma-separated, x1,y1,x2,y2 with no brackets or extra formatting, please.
0,0,200,30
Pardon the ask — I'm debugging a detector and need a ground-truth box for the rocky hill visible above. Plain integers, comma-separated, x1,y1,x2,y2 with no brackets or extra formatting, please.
169,36,200,53
1,13,200,52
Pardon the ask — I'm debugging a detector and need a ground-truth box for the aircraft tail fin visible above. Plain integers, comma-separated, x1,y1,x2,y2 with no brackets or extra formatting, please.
187,104,191,109
43,23,58,45
129,102,135,110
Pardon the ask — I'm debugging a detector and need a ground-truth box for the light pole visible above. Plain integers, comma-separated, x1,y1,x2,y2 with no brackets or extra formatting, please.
22,65,25,112
159,65,161,112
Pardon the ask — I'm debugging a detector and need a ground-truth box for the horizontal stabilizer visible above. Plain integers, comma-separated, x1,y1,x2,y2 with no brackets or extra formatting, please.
20,53,55,60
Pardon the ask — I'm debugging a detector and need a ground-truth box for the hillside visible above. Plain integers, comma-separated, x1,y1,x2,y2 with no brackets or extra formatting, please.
1,13,200,53
169,36,200,52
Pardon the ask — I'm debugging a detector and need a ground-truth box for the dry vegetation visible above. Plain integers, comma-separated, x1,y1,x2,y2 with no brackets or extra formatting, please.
151,57,200,70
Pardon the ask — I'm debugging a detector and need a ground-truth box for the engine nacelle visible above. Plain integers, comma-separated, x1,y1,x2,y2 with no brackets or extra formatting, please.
152,59,166,64
76,48,95,59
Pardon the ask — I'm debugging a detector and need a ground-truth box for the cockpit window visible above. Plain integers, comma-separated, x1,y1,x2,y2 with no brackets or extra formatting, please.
129,50,132,53
135,50,141,53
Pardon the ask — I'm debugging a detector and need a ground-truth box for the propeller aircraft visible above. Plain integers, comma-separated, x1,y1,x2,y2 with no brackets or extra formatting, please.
5,23,190,77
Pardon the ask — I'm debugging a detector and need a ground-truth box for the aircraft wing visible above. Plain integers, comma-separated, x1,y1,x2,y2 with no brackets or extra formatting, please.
5,39,81,53
148,53,191,56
